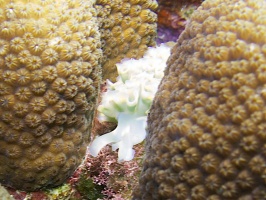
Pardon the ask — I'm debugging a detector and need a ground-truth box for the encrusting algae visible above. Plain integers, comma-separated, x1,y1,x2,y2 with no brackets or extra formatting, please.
133,0,266,199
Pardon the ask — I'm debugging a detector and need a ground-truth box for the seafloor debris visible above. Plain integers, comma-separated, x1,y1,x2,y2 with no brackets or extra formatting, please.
157,0,204,43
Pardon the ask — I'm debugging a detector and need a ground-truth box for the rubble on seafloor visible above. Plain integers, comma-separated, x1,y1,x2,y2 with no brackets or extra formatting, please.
157,0,204,43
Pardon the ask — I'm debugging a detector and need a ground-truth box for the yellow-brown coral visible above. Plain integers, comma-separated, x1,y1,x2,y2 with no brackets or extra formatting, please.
95,0,158,81
133,0,266,199
0,0,102,191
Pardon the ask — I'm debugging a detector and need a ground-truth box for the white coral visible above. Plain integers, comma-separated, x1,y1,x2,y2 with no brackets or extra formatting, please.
89,44,171,162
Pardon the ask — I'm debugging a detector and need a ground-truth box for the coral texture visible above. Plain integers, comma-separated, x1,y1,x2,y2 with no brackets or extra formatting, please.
134,0,266,199
0,0,102,191
89,44,171,162
95,0,158,81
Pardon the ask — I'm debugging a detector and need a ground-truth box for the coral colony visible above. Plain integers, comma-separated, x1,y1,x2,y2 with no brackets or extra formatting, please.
0,0,102,191
95,0,158,81
0,0,217,199
0,0,158,194
89,44,171,162
134,0,266,199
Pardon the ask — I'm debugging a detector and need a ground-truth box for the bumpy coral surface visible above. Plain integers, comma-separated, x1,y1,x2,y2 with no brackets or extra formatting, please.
134,0,266,199
0,0,102,191
95,0,158,81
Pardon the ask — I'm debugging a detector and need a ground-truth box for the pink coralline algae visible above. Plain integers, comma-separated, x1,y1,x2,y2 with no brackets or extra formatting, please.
66,110,145,200
81,144,144,200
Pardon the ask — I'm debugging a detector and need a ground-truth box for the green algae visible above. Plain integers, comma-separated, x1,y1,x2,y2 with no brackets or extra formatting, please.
76,174,104,200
